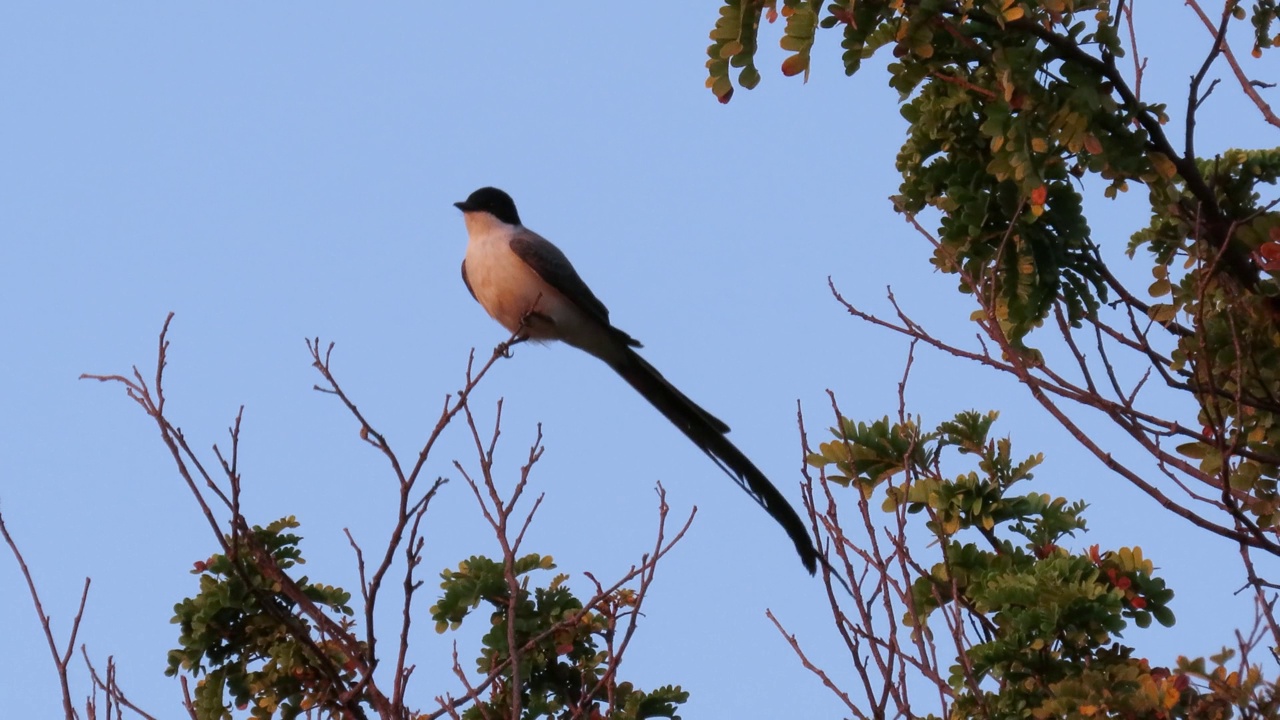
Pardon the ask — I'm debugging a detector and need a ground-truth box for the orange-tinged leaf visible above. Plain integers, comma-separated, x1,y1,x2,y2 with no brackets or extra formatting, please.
781,53,809,78
1030,185,1047,205
1149,151,1177,179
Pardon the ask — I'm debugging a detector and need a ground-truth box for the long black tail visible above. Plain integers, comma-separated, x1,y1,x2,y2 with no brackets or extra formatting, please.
605,346,819,574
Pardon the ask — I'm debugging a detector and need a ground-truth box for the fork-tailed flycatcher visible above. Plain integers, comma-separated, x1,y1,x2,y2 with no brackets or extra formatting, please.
454,186,819,574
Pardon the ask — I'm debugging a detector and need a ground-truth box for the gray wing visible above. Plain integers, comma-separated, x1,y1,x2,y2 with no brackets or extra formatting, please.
461,258,477,300
509,232,612,327
509,231,642,348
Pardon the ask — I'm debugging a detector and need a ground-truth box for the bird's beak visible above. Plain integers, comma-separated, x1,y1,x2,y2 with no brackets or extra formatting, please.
453,200,472,212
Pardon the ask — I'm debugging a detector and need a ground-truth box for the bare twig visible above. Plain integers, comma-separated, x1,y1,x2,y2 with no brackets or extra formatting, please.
1187,0,1280,128
1,513,89,720
1186,2,1233,163
81,649,158,720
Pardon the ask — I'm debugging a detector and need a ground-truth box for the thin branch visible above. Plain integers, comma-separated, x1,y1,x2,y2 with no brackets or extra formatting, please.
1,512,88,720
767,609,864,717
827,278,1276,551
81,649,158,720
1186,1,1233,163
1187,0,1280,128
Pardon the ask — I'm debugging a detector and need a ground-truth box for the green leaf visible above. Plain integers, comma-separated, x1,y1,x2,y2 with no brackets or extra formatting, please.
1175,442,1210,459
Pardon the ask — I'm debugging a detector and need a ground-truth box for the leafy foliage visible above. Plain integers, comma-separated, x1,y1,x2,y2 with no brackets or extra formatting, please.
709,1,1279,351
1133,146,1280,531
165,527,687,720
715,4,1280,713
705,0,766,102
798,411,1280,717
167,517,361,720
431,554,688,720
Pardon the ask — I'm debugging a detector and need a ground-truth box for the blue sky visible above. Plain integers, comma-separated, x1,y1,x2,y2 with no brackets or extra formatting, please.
3,4,1277,718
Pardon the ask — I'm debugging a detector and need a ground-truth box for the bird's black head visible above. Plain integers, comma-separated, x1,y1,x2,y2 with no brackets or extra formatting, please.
454,187,521,226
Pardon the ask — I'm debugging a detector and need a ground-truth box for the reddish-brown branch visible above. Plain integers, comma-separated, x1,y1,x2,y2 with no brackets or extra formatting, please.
81,649,158,720
304,330,518,710
930,70,997,99
1,509,88,717
424,484,694,720
1118,0,1146,104
828,276,1278,552
1186,0,1280,128
1,513,89,720
791,390,974,718
767,609,865,718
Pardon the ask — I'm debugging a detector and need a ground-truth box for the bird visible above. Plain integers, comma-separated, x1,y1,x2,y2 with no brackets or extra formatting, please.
454,186,819,574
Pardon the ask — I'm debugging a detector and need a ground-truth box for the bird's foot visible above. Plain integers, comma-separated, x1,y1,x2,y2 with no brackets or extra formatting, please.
496,333,530,358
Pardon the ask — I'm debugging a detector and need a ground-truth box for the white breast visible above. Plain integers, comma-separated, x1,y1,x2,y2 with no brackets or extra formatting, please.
463,218,580,342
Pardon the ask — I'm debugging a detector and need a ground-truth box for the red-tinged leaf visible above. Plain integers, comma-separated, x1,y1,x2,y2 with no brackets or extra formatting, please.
712,75,734,102
1258,241,1280,271
781,53,808,77
1030,184,1047,205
